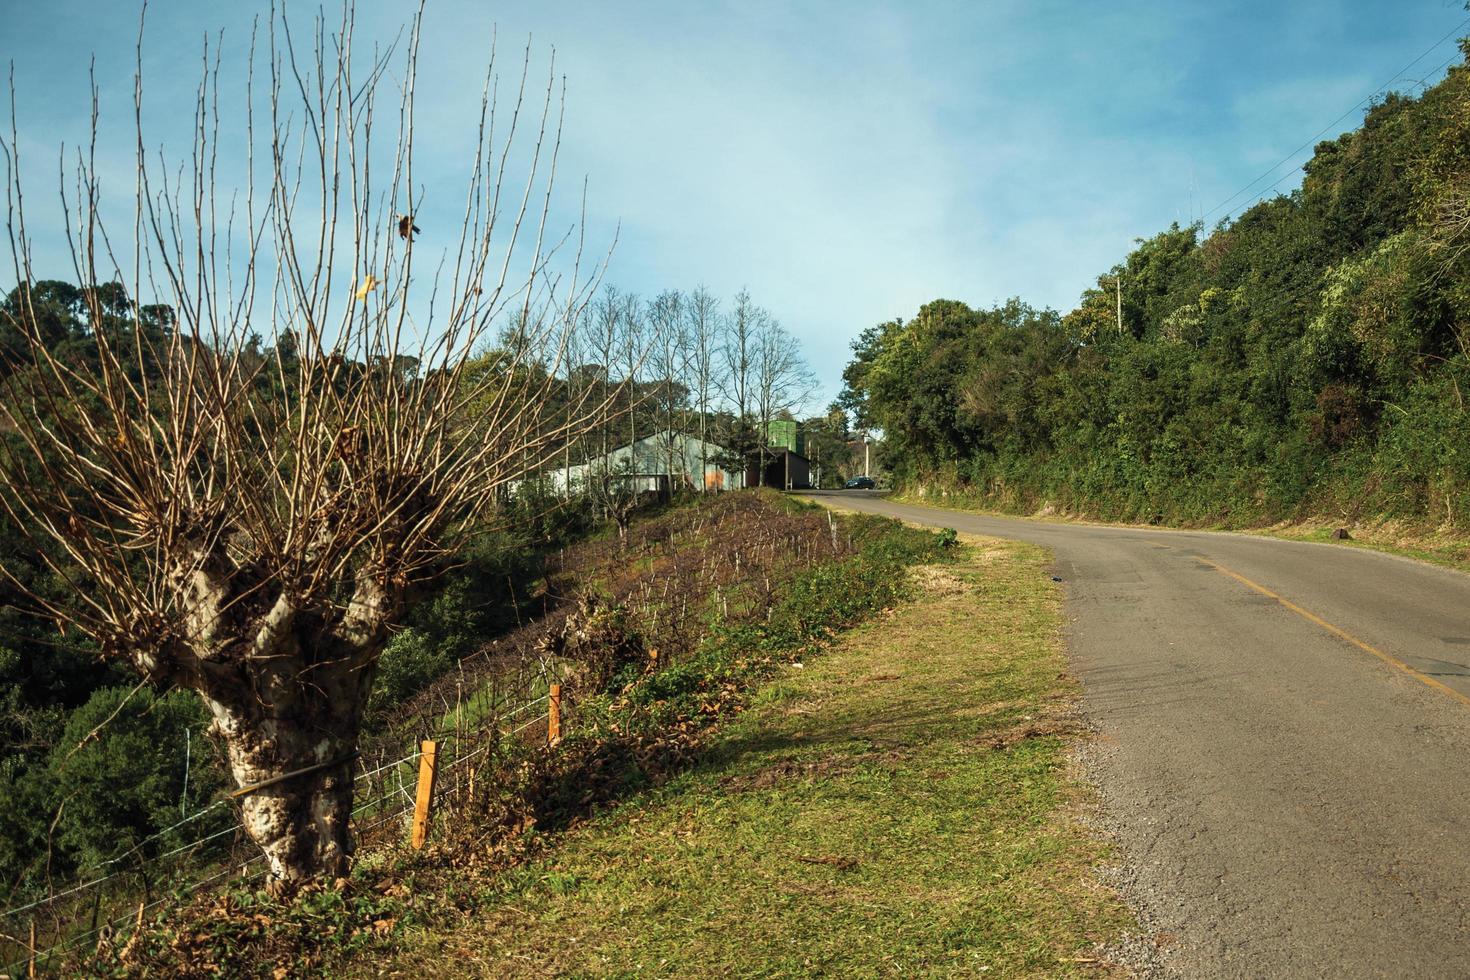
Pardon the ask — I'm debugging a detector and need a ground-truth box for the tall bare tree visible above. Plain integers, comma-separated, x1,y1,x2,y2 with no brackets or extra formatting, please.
683,285,720,490
720,288,761,482
589,285,623,465
560,308,589,489
647,288,686,487
754,318,815,488
0,7,612,883
619,288,645,453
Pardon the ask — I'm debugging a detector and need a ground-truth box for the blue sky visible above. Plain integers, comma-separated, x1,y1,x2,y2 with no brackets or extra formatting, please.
5,0,1469,406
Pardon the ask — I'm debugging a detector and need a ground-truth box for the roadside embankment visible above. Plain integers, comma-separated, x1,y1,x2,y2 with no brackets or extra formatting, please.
389,534,1134,976
887,485,1470,574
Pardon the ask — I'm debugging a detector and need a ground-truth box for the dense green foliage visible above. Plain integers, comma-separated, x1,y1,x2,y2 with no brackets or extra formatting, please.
844,50,1470,528
0,282,195,898
0,686,229,896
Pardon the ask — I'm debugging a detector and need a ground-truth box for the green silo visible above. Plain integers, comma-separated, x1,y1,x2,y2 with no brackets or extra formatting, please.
766,419,804,454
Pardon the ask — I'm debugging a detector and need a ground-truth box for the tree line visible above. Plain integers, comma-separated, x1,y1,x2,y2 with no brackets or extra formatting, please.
842,42,1470,529
554,284,813,482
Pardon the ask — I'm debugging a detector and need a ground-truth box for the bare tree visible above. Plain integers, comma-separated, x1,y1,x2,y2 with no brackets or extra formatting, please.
619,288,645,453
562,307,591,489
0,7,612,884
647,289,686,488
754,319,815,488
683,285,720,490
588,285,623,466
720,288,761,481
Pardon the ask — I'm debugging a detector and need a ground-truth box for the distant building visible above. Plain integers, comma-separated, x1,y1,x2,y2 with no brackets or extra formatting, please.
746,448,811,491
543,430,745,496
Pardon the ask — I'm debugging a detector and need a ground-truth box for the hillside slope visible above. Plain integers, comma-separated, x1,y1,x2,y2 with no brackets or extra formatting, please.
376,536,1133,977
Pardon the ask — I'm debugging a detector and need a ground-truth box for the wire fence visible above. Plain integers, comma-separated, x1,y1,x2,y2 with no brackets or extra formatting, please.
1,493,853,975
0,659,570,978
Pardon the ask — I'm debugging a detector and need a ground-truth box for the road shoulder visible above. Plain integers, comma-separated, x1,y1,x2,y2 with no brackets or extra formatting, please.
846,490,1470,577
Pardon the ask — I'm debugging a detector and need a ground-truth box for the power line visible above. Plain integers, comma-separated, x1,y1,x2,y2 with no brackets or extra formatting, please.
1227,49,1465,213
1200,16,1470,225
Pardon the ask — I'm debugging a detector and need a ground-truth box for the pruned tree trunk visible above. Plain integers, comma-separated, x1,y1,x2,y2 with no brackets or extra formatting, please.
135,562,401,883
204,651,378,882
225,727,358,882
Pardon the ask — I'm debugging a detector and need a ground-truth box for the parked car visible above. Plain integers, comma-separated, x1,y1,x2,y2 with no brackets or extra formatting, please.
844,476,876,490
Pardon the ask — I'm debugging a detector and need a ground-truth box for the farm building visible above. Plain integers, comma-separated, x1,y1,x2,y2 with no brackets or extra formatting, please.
746,447,811,490
543,430,745,496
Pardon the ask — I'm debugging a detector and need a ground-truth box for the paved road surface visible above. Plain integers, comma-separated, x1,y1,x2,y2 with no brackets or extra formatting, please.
810,491,1470,978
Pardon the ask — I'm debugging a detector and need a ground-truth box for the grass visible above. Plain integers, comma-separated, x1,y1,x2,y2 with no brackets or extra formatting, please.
1245,518,1470,572
890,488,1470,576
83,497,949,977
380,536,1131,977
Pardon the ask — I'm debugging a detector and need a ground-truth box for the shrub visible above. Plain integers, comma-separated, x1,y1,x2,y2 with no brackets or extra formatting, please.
44,686,228,877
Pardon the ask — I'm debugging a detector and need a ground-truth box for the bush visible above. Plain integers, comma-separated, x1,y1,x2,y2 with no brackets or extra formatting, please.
365,527,547,722
369,629,453,717
42,686,227,879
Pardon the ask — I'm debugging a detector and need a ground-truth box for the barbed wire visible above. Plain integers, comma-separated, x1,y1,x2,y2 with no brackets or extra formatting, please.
0,853,274,978
508,711,548,737
350,799,418,840
0,796,235,921
424,686,552,739
0,679,559,973
150,823,245,865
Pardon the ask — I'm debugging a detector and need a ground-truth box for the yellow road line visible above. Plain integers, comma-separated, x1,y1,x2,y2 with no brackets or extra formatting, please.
1197,556,1470,709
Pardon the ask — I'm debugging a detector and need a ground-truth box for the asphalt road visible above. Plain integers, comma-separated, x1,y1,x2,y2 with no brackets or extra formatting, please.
808,491,1470,978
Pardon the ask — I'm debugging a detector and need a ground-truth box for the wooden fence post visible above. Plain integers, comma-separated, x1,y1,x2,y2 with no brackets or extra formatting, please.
548,684,562,747
28,918,36,978
410,740,438,850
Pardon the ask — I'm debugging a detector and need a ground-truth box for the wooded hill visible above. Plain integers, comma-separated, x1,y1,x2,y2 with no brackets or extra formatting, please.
842,42,1470,530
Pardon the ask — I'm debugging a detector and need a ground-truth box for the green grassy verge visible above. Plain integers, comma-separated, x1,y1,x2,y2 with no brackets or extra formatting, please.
91,498,956,977
1241,520,1470,573
386,536,1131,977
891,488,1470,575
